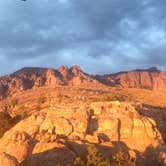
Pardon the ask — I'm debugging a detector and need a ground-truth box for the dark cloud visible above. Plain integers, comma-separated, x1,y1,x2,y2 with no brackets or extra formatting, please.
0,0,166,75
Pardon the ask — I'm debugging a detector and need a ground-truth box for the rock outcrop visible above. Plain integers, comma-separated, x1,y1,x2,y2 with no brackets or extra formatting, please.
0,101,165,165
88,101,163,152
0,66,102,98
95,67,166,90
0,131,34,166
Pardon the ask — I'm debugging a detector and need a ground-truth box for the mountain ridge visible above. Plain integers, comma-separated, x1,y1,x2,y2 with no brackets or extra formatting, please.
0,65,166,99
1,66,166,166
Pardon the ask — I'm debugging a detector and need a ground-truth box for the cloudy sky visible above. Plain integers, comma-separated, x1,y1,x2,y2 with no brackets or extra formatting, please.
0,0,166,75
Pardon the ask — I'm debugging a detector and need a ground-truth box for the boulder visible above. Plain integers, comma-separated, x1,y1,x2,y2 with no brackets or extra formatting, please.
0,131,34,166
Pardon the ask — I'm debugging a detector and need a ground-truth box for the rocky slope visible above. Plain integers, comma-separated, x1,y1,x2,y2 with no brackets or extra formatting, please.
0,65,101,99
0,101,165,166
0,66,166,98
95,67,166,90
1,66,166,165
1,66,166,99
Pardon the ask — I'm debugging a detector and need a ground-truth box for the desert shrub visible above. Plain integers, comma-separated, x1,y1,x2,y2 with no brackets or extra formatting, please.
36,95,46,111
73,157,84,166
100,92,135,102
89,97,100,102
10,114,22,124
86,144,111,166
141,86,152,90
38,96,46,104
57,93,63,103
0,112,13,138
89,92,130,103
60,145,136,166
112,151,136,166
103,93,126,102
90,93,127,102
20,111,29,119
11,98,18,108
2,105,8,111
73,144,111,166
36,104,41,111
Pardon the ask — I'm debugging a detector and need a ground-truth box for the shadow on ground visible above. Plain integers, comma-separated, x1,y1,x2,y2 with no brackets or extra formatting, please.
20,139,166,166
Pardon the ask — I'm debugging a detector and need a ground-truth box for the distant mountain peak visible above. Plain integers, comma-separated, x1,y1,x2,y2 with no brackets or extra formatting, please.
69,65,82,75
147,67,159,71
58,65,68,72
70,65,81,71
134,67,159,72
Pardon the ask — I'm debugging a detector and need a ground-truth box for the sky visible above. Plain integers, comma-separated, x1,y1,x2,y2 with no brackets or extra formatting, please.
0,0,166,75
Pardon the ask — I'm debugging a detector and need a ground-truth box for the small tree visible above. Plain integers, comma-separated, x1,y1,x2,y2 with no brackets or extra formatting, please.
11,98,18,108
36,95,46,111
36,104,41,111
73,157,84,166
0,112,12,138
86,144,111,166
38,96,46,104
57,93,63,103
112,151,136,166
73,144,111,166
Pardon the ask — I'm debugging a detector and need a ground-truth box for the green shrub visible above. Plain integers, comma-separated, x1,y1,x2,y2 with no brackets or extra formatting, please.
57,93,63,103
112,151,136,166
38,96,46,104
102,93,126,102
0,112,12,138
86,144,111,166
59,145,136,166
36,104,41,111
73,157,84,166
11,98,18,108
73,144,111,166
36,96,46,111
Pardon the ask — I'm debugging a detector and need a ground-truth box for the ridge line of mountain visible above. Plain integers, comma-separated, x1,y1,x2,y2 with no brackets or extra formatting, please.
0,65,165,99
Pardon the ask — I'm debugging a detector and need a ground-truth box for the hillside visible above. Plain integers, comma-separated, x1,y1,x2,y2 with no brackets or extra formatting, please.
95,67,166,90
0,66,166,166
1,66,166,100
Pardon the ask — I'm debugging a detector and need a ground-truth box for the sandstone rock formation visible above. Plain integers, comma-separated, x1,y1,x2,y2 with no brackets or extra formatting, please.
88,101,163,152
0,101,165,165
0,66,166,99
0,66,102,98
95,67,166,90
0,131,34,166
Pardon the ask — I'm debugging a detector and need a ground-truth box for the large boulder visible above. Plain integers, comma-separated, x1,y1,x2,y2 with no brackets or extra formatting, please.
0,131,34,166
41,106,90,139
89,102,163,152
0,101,165,165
